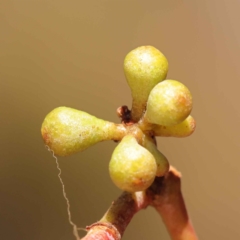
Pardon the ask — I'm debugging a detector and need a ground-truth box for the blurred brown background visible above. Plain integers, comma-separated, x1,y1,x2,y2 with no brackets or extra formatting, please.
1,0,240,239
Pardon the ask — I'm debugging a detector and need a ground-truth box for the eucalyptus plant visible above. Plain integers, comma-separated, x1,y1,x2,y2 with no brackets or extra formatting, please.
41,46,197,240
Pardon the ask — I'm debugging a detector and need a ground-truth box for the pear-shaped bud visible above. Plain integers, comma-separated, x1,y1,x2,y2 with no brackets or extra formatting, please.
124,46,168,121
142,136,169,177
109,135,157,192
145,80,192,126
152,115,196,137
41,107,126,156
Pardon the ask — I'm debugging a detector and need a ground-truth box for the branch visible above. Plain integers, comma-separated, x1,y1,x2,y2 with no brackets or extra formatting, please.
81,167,198,240
148,166,198,240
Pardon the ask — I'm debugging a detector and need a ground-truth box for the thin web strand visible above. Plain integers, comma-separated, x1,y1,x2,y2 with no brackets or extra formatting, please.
46,146,81,240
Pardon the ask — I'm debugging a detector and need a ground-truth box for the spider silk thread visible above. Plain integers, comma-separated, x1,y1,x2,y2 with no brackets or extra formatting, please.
45,145,84,240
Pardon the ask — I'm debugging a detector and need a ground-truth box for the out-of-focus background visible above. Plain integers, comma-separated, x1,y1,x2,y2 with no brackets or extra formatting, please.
1,1,240,239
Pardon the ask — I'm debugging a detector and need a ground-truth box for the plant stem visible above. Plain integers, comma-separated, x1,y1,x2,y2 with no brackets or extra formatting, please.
81,191,148,240
81,167,198,240
148,166,198,240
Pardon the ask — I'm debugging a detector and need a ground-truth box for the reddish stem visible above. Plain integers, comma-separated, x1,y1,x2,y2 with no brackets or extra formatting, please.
81,167,198,240
148,166,198,240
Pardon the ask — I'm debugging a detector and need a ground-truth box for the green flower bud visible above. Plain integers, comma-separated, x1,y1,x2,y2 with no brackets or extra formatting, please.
152,115,196,137
41,107,125,156
109,135,157,192
124,46,168,121
142,136,169,177
145,80,192,126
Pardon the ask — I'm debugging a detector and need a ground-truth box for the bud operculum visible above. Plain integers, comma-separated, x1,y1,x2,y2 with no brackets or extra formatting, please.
109,135,157,192
41,107,126,156
124,46,168,122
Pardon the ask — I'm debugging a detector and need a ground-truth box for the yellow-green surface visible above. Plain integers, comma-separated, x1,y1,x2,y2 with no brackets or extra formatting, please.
145,80,192,126
109,135,157,192
152,115,196,137
142,136,169,177
124,46,168,121
41,107,119,156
